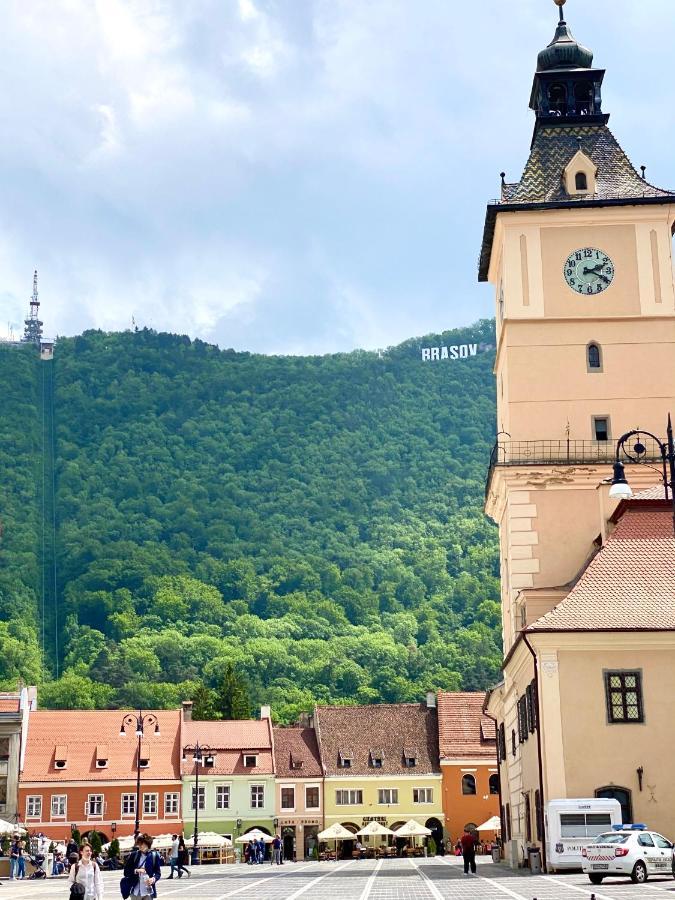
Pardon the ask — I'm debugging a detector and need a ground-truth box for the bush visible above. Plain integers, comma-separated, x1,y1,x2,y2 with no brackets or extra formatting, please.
89,830,102,855
72,829,81,846
109,839,120,860
427,837,436,857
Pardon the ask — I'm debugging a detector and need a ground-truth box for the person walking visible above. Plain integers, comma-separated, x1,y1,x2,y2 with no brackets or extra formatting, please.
460,828,478,876
68,844,104,900
167,835,180,879
176,836,190,878
257,837,265,864
272,834,282,865
9,835,23,880
122,833,162,898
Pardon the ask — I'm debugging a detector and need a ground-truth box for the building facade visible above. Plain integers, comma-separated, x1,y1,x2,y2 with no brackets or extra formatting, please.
0,687,33,822
481,0,675,870
314,698,444,855
180,705,275,842
273,726,323,860
18,709,183,840
437,692,499,843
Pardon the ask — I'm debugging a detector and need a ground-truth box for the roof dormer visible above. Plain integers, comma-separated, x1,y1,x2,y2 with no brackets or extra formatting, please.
95,744,109,769
369,748,384,769
54,745,68,770
563,148,597,195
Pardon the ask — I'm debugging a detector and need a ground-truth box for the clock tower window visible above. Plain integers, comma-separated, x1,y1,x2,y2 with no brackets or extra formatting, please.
593,416,610,443
587,343,602,371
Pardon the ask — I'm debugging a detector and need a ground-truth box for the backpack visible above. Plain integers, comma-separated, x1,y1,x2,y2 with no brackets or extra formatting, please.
69,864,86,899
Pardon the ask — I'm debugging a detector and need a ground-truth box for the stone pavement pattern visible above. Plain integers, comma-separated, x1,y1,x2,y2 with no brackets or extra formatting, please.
5,857,675,899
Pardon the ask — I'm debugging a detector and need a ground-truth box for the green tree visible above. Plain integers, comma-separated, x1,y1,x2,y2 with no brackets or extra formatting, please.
191,682,218,720
214,663,251,720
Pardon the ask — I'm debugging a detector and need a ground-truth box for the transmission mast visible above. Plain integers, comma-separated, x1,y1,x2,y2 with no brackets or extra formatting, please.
22,270,43,344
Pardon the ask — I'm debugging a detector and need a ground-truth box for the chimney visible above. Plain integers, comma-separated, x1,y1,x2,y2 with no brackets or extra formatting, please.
426,691,437,709
260,705,271,720
182,700,193,722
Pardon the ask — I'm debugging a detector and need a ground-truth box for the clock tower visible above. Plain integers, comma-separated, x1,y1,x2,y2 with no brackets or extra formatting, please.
481,0,675,652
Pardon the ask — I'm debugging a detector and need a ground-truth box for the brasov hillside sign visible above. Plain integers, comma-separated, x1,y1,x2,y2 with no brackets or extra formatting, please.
420,342,494,362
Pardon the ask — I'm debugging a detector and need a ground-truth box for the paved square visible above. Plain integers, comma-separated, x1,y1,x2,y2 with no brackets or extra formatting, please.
6,856,675,899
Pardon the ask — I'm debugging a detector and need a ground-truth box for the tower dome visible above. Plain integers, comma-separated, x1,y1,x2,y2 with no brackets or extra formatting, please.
537,0,593,71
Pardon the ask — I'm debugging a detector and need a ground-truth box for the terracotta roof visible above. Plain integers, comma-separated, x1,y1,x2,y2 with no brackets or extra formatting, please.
21,710,181,782
502,125,673,204
437,692,496,761
632,485,669,501
529,504,675,632
314,703,440,777
0,695,20,714
273,727,322,779
181,719,273,776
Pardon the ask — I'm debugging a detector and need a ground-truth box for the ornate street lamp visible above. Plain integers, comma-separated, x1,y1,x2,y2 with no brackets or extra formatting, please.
182,742,214,866
609,417,675,535
119,710,160,838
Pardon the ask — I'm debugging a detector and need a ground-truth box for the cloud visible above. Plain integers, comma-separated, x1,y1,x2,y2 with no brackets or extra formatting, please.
0,0,672,352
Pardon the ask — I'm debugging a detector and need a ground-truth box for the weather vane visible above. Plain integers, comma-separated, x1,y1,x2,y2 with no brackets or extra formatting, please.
554,0,566,19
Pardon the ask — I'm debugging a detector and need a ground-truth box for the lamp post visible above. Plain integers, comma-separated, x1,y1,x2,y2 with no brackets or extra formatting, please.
182,743,214,866
609,416,675,535
119,710,160,838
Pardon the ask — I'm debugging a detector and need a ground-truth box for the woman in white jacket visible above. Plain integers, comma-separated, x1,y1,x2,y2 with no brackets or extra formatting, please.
69,844,104,899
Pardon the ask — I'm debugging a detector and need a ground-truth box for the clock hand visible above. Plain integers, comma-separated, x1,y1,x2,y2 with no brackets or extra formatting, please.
582,263,605,275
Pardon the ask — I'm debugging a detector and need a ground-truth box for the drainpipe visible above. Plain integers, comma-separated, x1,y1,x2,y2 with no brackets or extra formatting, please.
523,632,547,873
482,706,505,855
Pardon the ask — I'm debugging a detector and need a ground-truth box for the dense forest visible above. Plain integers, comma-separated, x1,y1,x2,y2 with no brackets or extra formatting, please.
0,321,501,722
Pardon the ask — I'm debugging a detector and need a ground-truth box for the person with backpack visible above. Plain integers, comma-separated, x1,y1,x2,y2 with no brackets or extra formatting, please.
68,843,103,900
121,833,161,899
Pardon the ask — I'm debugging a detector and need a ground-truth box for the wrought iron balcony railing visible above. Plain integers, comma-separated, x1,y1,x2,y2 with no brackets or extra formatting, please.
485,437,666,499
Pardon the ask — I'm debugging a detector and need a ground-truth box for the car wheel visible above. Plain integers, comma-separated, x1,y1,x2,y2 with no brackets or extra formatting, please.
589,874,604,885
632,861,648,884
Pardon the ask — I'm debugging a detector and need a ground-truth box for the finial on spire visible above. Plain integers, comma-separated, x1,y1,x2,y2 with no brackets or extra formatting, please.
554,0,566,21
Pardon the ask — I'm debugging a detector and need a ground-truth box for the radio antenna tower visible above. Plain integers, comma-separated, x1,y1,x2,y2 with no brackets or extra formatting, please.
22,270,44,344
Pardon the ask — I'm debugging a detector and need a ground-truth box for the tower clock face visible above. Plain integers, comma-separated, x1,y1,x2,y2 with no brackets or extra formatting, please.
564,248,615,295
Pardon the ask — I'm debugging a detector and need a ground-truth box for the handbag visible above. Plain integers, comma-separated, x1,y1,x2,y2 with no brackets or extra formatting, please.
69,864,86,899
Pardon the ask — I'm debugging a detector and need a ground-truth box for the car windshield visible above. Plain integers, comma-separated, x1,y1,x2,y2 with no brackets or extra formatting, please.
594,833,629,844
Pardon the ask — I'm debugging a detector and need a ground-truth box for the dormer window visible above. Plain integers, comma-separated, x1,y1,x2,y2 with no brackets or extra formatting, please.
54,745,68,770
338,749,353,769
369,749,384,769
575,172,588,191
563,149,597,196
204,755,215,768
139,757,150,768
403,747,418,768
243,754,258,768
96,745,109,769
290,755,303,771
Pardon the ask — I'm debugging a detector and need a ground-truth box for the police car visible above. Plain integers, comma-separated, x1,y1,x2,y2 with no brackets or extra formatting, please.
582,824,673,884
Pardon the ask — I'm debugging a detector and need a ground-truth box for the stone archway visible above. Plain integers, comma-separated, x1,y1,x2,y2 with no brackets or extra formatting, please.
425,818,444,855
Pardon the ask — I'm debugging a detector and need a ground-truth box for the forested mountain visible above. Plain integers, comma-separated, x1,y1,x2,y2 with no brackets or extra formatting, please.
0,320,500,722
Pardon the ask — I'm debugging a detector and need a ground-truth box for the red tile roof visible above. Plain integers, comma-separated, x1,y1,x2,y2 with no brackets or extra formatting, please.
314,703,440,776
0,695,20,714
21,710,181,782
437,692,496,760
529,504,675,632
181,719,273,776
273,727,322,779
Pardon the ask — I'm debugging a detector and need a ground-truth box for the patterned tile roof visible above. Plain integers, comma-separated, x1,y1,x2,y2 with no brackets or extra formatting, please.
314,703,440,777
529,504,675,632
21,710,182,782
437,692,496,761
273,727,322,779
502,125,673,203
181,719,274,776
0,695,21,714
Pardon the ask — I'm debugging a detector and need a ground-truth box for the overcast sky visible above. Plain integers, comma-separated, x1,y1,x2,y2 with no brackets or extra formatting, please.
0,0,673,354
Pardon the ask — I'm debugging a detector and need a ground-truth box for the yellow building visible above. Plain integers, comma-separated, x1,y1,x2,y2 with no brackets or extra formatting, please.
481,0,675,872
314,699,444,855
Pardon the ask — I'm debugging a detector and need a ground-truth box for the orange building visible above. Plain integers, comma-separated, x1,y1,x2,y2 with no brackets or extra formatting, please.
18,709,182,842
437,692,499,844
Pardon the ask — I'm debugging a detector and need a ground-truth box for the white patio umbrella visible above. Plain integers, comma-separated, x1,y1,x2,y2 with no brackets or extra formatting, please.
196,832,232,847
0,819,25,834
393,820,432,837
476,815,502,832
235,829,274,843
317,823,355,861
356,821,394,837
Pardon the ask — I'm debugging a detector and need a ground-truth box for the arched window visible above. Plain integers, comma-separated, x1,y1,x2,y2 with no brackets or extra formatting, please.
575,172,588,191
489,773,500,795
461,774,476,795
574,82,593,115
595,786,632,824
587,342,602,371
548,83,567,115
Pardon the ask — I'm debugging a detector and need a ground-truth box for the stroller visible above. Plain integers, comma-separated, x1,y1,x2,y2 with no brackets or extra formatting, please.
27,852,47,879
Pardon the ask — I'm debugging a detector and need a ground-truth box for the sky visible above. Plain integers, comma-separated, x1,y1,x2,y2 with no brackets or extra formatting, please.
0,0,673,355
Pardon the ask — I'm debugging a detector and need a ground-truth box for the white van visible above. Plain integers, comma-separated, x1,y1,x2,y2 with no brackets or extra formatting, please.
546,798,622,871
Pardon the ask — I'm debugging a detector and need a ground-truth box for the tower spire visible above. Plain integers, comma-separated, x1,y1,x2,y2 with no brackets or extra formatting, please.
555,0,566,23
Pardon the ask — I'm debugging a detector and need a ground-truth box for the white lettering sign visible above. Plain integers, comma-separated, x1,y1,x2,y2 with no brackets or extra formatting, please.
420,342,493,362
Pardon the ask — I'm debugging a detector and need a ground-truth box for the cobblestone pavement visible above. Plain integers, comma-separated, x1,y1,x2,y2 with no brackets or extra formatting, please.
5,856,675,900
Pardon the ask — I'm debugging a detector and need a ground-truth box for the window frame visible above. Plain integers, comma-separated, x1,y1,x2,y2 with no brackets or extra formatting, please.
143,792,158,816
243,754,258,769
604,670,644,724
280,786,295,811
121,793,137,817
413,787,433,804
164,792,180,816
215,785,231,811
489,773,500,796
50,794,67,819
587,342,603,372
335,789,362,806
377,788,399,805
575,172,588,191
461,774,477,796
250,784,265,809
191,785,206,811
592,415,611,442
87,793,104,818
305,785,320,810
26,795,42,819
